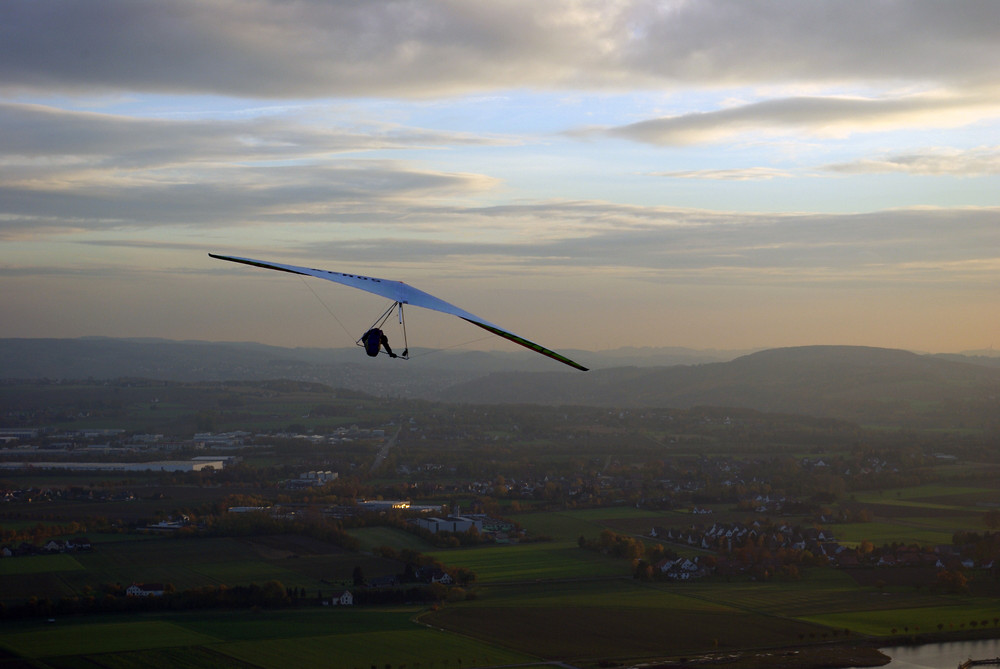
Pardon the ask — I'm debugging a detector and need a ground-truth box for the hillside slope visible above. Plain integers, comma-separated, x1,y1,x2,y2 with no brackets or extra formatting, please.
0,337,733,396
435,345,1000,428
3,339,998,428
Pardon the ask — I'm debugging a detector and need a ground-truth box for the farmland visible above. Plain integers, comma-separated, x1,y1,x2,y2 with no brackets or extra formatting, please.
0,609,535,668
0,533,404,601
3,378,1000,667
415,504,1000,665
4,499,1000,667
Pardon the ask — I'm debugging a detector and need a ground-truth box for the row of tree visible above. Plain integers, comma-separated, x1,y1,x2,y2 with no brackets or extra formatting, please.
0,578,456,620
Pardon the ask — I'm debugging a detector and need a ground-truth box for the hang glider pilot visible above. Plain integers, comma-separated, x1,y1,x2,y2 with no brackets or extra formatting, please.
362,328,397,358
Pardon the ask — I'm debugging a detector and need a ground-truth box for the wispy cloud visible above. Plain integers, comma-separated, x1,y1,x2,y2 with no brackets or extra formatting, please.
824,146,1000,176
0,163,498,238
649,167,792,181
596,93,1000,146
0,103,507,167
162,202,1000,288
0,103,502,239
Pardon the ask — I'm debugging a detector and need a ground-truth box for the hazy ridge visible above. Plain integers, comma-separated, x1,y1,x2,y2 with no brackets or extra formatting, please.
0,337,737,398
3,338,999,428
437,345,1000,428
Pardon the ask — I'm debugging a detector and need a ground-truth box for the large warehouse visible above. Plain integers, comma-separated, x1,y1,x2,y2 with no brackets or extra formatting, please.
0,460,225,472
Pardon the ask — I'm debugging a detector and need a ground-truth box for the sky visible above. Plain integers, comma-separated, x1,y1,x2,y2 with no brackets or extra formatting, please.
2,0,998,358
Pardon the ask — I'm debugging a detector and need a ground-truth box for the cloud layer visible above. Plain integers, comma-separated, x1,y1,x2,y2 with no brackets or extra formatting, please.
4,0,1000,97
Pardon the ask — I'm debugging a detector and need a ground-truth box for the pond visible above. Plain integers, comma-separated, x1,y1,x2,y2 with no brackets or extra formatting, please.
862,638,1000,668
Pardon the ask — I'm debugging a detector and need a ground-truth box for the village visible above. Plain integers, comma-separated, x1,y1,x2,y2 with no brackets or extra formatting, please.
646,519,996,583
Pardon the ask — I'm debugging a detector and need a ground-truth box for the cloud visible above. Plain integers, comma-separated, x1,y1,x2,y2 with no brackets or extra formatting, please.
649,167,792,181
0,162,498,237
0,103,503,238
0,103,504,168
147,202,1000,288
824,146,1000,176
598,93,1000,146
3,1,1000,98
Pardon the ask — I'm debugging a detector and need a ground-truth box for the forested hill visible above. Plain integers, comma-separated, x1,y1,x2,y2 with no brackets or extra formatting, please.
0,337,734,399
3,339,999,428
435,345,1000,429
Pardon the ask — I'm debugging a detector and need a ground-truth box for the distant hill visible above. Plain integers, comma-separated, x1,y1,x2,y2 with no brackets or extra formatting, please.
3,339,999,428
933,352,1000,369
435,345,1000,428
0,337,737,398
0,337,478,398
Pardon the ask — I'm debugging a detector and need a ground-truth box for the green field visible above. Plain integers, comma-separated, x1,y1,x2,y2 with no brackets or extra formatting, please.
801,603,1000,636
515,510,606,541
0,535,400,603
425,603,825,661
427,540,624,583
0,609,536,669
831,482,1000,547
347,525,436,552
421,574,837,662
515,506,669,541
1,620,219,657
0,552,84,576
851,484,1000,517
853,484,998,504
473,577,734,611
833,521,956,547
221,628,532,669
422,567,1000,663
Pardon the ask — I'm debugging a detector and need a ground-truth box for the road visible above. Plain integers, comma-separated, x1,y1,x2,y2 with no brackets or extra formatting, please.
371,425,402,473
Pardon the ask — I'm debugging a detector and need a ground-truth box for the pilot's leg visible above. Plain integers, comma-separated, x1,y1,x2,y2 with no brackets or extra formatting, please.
381,334,396,358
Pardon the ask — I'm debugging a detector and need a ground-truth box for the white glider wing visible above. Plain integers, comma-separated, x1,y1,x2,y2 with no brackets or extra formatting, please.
209,253,588,371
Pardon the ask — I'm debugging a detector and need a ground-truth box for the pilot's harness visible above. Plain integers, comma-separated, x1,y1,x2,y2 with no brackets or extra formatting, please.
356,301,409,359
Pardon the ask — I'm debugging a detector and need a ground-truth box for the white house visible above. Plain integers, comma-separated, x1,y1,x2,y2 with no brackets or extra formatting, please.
677,558,699,572
126,583,165,597
329,590,353,606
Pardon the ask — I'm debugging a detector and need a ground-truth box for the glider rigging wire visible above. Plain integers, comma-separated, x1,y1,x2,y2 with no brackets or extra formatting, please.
298,275,356,345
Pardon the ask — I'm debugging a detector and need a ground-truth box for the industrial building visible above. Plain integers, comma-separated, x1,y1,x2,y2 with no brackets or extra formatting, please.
0,460,225,472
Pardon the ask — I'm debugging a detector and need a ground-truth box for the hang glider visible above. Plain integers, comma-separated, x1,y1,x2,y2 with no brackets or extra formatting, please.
209,253,588,371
